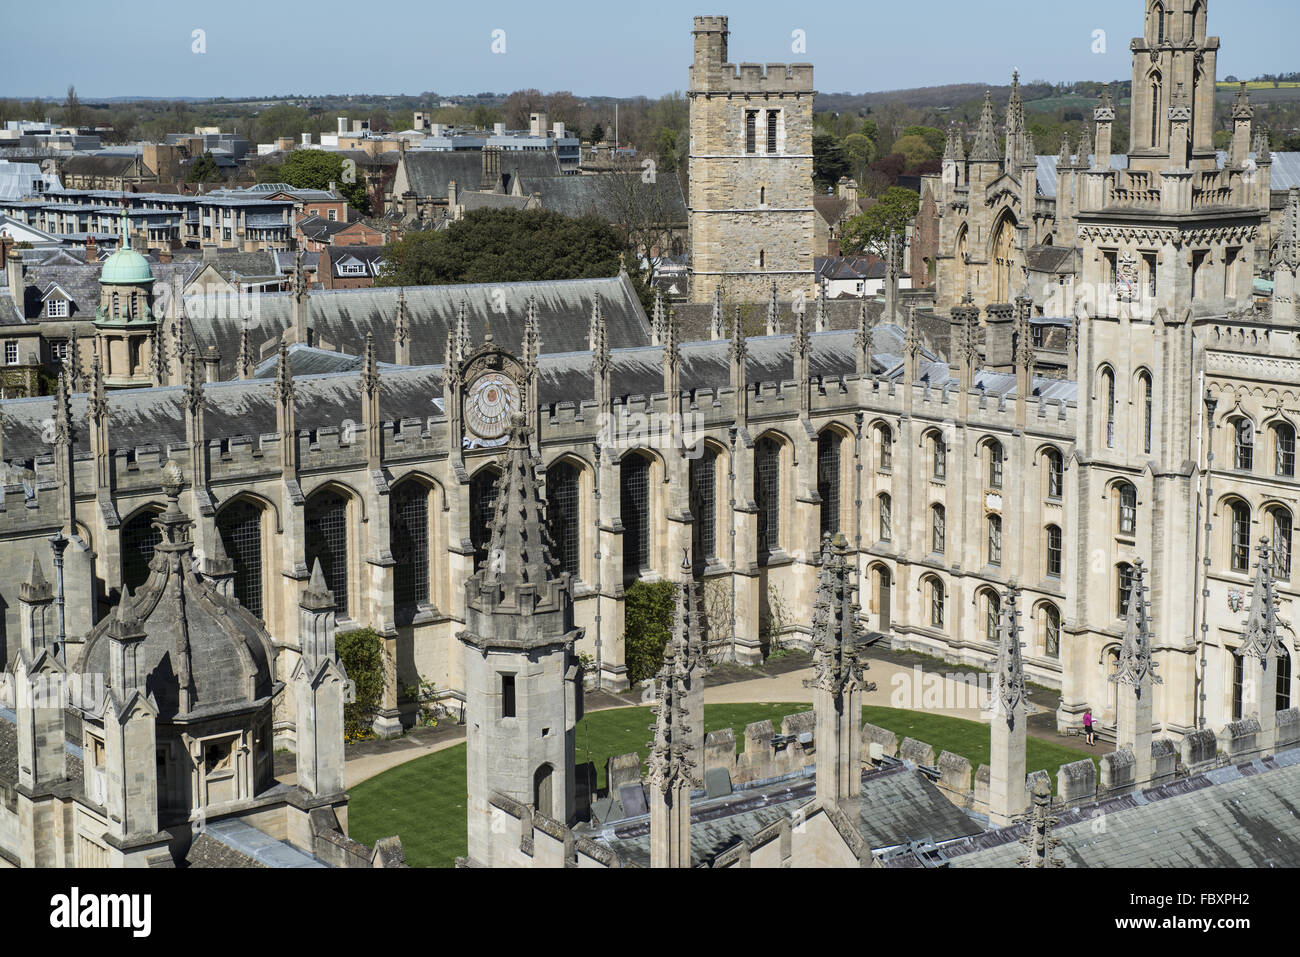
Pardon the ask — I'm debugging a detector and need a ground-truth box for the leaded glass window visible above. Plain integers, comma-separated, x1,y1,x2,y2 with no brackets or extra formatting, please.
1231,500,1251,572
1044,605,1061,658
546,462,581,578
391,482,430,608
818,431,842,538
988,515,1002,566
1046,525,1063,579
879,493,892,543
469,468,501,573
621,454,651,581
305,490,349,616
931,504,946,554
1277,424,1295,477
689,450,717,567
218,500,263,619
755,438,781,561
121,508,162,593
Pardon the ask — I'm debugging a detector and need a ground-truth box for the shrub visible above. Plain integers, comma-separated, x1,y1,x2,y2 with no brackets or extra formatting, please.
336,628,386,741
624,580,676,685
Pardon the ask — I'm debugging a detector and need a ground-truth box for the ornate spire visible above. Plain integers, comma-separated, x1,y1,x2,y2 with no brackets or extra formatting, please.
524,294,540,371
1277,188,1300,270
274,340,293,404
183,345,202,415
710,284,724,339
65,331,83,392
855,297,872,372
237,322,253,379
1233,82,1254,121
1240,539,1283,662
1253,128,1273,166
1111,559,1161,688
590,297,609,379
792,293,809,364
995,585,1027,720
394,287,410,360
1017,776,1063,868
455,298,471,362
1058,131,1071,167
969,91,1000,162
808,533,868,696
652,289,666,345
647,556,702,793
483,415,558,589
766,281,780,336
54,367,72,447
1022,129,1036,166
89,342,106,422
728,304,747,365
664,305,680,370
1015,295,1035,369
1095,84,1115,121
149,326,165,385
361,331,379,397
1078,121,1094,166
943,124,958,163
815,280,828,333
903,305,920,359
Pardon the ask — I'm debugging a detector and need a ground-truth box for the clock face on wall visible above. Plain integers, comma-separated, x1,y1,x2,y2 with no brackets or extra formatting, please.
464,372,517,441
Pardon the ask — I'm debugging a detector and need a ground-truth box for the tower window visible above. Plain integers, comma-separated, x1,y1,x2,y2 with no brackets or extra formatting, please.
621,454,652,581
501,674,516,718
745,111,758,154
1046,524,1063,578
305,489,350,617
392,481,431,608
1230,500,1251,572
766,110,779,153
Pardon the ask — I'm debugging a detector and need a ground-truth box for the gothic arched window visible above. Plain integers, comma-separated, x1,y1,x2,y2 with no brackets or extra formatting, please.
217,499,265,619
546,461,582,578
469,466,501,573
621,453,652,582
1228,499,1251,572
931,504,946,554
305,489,350,617
755,437,782,562
817,430,843,537
690,447,719,569
391,481,431,608
121,507,163,594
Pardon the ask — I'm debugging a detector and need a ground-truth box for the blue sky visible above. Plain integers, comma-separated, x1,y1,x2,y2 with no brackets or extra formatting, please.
1,0,1296,100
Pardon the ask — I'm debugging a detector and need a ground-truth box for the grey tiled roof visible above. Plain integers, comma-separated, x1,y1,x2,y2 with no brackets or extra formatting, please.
184,273,651,380
593,762,982,867
943,750,1300,868
520,172,688,223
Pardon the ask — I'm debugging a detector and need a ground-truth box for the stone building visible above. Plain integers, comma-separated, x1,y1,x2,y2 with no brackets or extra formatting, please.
1,7,1300,850
687,16,815,304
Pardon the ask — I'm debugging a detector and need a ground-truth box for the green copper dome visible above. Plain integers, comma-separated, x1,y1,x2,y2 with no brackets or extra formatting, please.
99,209,154,285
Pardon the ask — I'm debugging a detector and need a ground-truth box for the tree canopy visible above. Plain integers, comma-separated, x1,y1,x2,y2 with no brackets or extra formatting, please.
375,208,650,307
839,187,921,257
257,149,369,213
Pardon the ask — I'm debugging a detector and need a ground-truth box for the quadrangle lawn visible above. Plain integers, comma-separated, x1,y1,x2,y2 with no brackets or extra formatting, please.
347,702,1096,868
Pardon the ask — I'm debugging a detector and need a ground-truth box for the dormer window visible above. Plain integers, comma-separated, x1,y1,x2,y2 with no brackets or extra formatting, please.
47,298,68,318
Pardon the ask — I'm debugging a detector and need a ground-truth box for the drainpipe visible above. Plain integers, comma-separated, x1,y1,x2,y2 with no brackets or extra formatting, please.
592,441,603,691
728,425,738,663
49,531,68,661
1197,390,1218,730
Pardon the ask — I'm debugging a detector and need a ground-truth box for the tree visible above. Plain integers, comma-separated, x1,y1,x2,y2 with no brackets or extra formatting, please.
1281,134,1300,152
900,125,945,157
590,122,605,144
891,134,937,169
375,208,642,296
842,132,876,182
591,171,684,286
63,86,83,129
839,186,920,257
269,149,369,214
624,580,675,685
813,132,850,191
186,152,222,184
503,88,545,129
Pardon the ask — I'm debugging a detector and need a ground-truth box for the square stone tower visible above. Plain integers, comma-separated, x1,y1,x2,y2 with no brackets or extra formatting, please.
687,15,815,304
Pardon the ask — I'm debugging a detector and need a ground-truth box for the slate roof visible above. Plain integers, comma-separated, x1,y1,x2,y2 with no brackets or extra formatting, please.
0,706,86,789
592,762,982,867
459,191,533,212
938,749,1300,868
299,216,349,242
183,272,651,380
519,172,689,223
1025,244,1079,274
325,245,385,277
61,155,141,177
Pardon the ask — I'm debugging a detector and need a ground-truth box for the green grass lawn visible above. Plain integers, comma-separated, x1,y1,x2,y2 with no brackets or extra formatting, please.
347,702,1096,868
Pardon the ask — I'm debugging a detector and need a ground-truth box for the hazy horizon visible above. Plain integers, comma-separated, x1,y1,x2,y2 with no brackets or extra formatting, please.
1,0,1296,102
